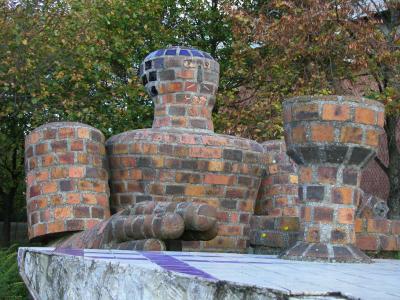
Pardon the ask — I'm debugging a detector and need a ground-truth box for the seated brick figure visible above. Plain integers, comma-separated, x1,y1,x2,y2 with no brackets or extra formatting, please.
106,46,265,252
25,122,218,250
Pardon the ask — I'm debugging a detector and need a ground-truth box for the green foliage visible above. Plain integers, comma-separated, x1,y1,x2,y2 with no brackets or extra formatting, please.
0,245,28,299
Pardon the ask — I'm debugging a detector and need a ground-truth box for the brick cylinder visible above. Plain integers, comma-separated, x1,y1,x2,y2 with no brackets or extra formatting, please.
107,46,265,252
25,122,110,241
281,96,385,263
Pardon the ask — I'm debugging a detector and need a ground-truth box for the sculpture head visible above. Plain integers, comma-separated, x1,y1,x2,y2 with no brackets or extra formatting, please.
139,46,219,132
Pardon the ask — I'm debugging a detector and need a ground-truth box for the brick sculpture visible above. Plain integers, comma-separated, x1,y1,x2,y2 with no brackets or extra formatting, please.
250,140,300,252
281,95,385,262
53,201,218,251
106,46,265,252
25,121,218,250
25,122,110,241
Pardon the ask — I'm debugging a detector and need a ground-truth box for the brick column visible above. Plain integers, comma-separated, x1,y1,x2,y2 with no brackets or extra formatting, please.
25,122,110,241
281,96,384,262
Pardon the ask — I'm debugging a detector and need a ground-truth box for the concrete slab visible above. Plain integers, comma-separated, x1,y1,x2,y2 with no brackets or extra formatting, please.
18,247,400,300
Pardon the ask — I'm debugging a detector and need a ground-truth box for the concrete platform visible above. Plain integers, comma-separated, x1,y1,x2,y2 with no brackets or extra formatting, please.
18,247,400,300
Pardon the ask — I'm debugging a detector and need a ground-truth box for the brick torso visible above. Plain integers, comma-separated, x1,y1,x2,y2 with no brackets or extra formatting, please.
106,128,264,252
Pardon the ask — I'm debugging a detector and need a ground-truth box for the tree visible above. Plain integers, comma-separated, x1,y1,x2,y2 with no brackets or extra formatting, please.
223,0,400,217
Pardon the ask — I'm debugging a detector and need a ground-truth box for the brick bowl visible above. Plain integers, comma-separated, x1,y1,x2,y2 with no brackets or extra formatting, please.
281,95,385,263
25,122,110,241
106,129,265,252
283,95,385,167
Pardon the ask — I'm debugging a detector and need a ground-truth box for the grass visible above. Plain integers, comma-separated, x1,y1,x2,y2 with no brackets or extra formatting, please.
0,244,28,299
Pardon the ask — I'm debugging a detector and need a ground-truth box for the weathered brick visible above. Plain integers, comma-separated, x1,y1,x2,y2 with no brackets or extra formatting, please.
367,219,390,233
292,126,306,143
42,182,57,194
355,107,375,125
185,185,205,196
317,167,337,184
306,186,324,201
337,208,354,224
69,166,85,178
59,127,75,138
332,187,353,205
55,207,72,219
293,104,319,120
311,124,334,142
356,234,379,251
204,174,234,185
340,126,363,144
314,207,333,223
322,104,350,121
365,130,379,147
189,147,221,158
223,149,243,162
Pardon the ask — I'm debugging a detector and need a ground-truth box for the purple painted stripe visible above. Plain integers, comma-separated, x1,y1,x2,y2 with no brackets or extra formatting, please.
85,256,147,261
181,259,275,264
141,252,218,281
54,248,84,257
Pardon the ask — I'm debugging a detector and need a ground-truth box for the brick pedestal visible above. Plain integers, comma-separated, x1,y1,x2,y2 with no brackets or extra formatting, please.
25,122,110,241
107,47,265,252
281,96,384,263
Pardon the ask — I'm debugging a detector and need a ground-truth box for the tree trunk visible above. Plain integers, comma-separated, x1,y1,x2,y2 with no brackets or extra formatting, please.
387,116,400,219
1,194,12,247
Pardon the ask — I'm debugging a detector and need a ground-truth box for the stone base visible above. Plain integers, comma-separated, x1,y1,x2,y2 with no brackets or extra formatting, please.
280,241,372,263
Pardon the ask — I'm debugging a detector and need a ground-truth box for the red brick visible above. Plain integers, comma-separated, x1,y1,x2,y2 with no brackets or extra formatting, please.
69,166,85,178
189,147,221,158
356,234,379,251
314,207,334,223
337,208,354,224
355,107,375,125
291,126,306,143
54,207,72,219
318,167,337,184
166,82,183,93
218,224,242,236
365,130,379,147
48,221,65,233
367,219,390,233
377,111,385,127
311,124,335,142
332,187,353,205
184,82,198,92
66,193,81,204
391,220,400,235
71,140,84,151
380,235,398,251
204,174,234,185
77,128,90,139
355,218,364,233
322,104,350,121
35,143,49,155
340,126,363,144
42,155,54,167
33,223,47,236
59,127,75,138
42,182,57,194
59,153,75,164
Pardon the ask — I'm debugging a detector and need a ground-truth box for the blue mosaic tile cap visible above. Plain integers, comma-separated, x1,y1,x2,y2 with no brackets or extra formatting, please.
144,46,215,61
